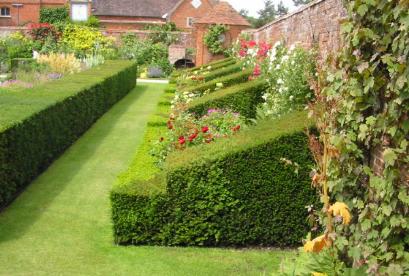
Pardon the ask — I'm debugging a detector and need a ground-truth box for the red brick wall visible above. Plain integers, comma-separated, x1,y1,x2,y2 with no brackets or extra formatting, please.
0,0,66,27
247,0,346,57
170,0,214,31
97,15,165,31
195,23,247,66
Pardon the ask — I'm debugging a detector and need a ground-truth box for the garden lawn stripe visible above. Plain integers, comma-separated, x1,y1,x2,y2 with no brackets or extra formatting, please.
0,83,291,275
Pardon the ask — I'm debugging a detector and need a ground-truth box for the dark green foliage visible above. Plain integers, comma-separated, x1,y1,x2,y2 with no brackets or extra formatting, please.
184,69,252,95
188,79,267,119
111,111,317,246
39,7,69,24
0,61,137,208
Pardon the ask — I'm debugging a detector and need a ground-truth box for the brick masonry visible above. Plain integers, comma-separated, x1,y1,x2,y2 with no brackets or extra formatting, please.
246,0,346,58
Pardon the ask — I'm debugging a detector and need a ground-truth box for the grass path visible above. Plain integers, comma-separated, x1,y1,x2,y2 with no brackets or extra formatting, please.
0,84,291,275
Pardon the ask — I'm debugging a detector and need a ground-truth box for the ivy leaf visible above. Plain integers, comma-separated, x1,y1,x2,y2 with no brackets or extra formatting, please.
357,4,368,16
383,148,398,166
396,75,407,89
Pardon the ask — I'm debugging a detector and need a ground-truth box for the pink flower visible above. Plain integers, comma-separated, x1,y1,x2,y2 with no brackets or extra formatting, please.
253,64,261,77
239,49,247,57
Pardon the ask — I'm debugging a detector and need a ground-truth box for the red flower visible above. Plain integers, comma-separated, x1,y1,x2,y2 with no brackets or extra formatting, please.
202,126,209,133
253,64,261,76
167,120,174,130
159,137,165,142
178,136,186,145
240,39,248,48
232,125,241,132
257,42,271,58
188,132,198,142
248,40,257,48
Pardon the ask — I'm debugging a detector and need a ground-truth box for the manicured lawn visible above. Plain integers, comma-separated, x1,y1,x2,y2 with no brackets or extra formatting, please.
0,83,293,275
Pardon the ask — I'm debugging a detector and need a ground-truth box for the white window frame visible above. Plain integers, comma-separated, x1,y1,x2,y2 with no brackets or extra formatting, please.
71,2,89,22
187,17,194,28
0,7,11,17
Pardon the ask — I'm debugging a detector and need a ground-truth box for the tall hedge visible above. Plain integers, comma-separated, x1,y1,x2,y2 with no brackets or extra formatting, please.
111,111,318,246
0,61,137,208
188,79,267,119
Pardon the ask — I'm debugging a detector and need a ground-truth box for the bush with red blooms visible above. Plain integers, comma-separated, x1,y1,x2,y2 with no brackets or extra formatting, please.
27,22,60,47
151,108,245,166
232,38,272,80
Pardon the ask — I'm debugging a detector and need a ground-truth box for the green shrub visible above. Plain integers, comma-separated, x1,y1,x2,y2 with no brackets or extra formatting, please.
188,79,267,119
111,111,318,247
202,62,242,82
183,69,252,95
39,7,69,24
0,61,137,208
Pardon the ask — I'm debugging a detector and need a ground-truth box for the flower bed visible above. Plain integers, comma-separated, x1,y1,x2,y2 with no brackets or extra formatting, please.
0,61,137,208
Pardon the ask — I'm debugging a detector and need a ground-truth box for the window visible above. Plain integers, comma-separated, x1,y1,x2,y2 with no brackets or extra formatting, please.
0,7,10,17
187,17,195,28
71,3,88,22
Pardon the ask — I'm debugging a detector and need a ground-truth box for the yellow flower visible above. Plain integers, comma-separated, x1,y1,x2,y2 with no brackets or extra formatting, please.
312,273,328,276
303,234,330,253
329,202,351,225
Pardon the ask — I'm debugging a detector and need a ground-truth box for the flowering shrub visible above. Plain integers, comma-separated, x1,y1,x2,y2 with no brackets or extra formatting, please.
203,24,230,55
233,39,315,118
62,24,115,58
37,53,81,75
260,44,315,117
151,108,244,166
27,23,60,48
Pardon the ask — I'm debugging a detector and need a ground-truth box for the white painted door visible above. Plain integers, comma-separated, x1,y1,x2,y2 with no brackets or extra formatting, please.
71,3,88,22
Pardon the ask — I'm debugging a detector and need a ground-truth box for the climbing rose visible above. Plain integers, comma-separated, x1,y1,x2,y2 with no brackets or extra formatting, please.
178,136,186,145
202,126,209,133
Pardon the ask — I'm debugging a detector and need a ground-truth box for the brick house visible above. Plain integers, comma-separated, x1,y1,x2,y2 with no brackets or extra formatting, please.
0,0,249,66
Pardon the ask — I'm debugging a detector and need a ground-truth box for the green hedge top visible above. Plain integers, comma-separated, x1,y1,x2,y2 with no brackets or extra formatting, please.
187,79,267,119
182,68,252,94
166,111,313,171
116,111,313,197
0,61,136,132
202,62,242,82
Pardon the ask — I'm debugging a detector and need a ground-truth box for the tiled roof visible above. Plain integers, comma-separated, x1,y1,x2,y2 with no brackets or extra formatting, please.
92,0,180,18
195,1,250,26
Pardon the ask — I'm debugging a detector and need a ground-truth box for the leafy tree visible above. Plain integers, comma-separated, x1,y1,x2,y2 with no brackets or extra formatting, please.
276,1,289,16
256,0,277,28
292,0,312,6
239,9,259,29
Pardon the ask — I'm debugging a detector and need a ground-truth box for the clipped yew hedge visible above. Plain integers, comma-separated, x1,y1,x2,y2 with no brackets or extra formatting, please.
0,61,137,208
111,111,317,247
202,62,242,82
188,79,267,119
184,69,252,95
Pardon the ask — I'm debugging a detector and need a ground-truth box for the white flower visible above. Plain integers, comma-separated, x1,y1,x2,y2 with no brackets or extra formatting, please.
289,95,294,101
